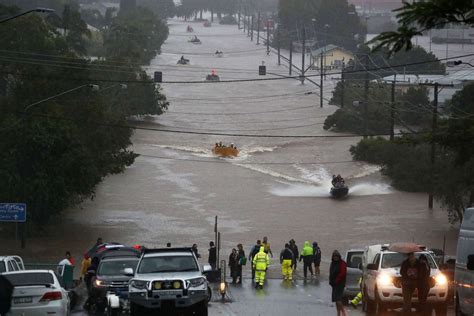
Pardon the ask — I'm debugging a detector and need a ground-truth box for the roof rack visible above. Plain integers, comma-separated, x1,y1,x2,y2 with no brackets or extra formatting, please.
143,248,193,255
100,247,141,259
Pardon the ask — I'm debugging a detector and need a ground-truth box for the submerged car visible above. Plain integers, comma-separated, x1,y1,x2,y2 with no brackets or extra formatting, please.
3,270,70,316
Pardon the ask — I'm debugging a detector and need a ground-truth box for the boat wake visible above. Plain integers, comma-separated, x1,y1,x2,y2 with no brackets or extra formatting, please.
349,183,392,196
270,182,391,198
235,164,312,184
152,144,278,159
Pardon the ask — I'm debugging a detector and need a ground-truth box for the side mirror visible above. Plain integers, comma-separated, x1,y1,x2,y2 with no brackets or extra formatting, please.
367,263,378,271
202,264,212,273
467,255,474,271
123,268,134,276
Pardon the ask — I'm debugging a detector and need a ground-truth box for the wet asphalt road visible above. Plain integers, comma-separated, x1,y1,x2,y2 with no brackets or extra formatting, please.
72,278,454,316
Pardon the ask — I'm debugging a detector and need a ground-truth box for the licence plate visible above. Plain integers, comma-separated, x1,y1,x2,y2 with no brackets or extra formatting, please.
156,290,182,296
14,297,33,304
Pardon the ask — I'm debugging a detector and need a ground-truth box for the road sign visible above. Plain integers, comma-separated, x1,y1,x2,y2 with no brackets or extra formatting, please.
0,203,26,222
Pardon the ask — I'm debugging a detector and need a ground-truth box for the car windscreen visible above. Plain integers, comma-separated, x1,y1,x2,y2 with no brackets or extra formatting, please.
381,253,437,269
138,255,198,273
347,252,364,269
5,272,54,286
98,259,139,276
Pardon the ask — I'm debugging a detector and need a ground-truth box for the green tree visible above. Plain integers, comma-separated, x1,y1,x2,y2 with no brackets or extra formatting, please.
397,87,431,127
103,7,168,64
366,0,474,222
369,0,474,53
137,0,176,19
0,4,168,228
80,8,105,29
62,4,91,56
277,0,364,51
325,82,392,134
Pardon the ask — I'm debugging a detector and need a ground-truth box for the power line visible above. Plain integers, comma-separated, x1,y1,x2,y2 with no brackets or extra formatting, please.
2,52,474,85
6,110,423,139
165,104,317,116
137,153,355,165
155,122,324,132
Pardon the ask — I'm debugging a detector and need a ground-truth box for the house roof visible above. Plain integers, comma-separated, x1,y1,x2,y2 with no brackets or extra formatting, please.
311,44,354,57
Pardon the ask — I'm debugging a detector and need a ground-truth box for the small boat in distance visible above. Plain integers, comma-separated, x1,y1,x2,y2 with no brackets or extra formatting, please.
330,175,349,198
212,142,239,157
330,184,349,199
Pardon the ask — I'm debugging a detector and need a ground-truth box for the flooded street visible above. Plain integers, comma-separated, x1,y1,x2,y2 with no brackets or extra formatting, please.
3,19,459,274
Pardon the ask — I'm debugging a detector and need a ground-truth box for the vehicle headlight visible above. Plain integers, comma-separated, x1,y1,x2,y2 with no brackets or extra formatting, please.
153,282,162,290
377,273,393,287
188,277,206,288
95,279,107,287
130,280,149,290
173,281,182,289
435,273,447,286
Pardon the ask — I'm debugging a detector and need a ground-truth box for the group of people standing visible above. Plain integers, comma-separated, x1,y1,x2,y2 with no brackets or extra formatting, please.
222,237,323,287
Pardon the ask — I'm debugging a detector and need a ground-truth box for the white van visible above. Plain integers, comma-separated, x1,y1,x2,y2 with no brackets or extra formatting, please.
455,207,474,316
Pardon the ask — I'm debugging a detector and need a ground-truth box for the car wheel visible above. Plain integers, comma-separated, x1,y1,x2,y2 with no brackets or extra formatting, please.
455,295,467,316
207,285,212,302
362,288,376,314
435,304,447,316
107,303,120,316
130,302,144,316
375,290,387,313
192,300,208,316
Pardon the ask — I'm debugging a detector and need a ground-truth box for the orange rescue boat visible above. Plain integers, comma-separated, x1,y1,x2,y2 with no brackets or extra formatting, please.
212,143,239,157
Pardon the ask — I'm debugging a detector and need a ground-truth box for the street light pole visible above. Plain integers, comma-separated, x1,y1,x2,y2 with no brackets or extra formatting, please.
0,7,54,24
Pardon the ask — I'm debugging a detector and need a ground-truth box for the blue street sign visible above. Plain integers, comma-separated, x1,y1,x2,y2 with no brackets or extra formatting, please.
0,203,26,222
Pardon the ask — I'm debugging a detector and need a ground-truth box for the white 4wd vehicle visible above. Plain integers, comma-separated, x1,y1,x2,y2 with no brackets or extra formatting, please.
362,248,448,315
0,255,25,274
127,248,211,316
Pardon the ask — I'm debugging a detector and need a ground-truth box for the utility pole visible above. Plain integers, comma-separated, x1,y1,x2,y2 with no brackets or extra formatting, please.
243,13,246,33
250,15,254,41
418,82,452,209
256,12,260,45
364,55,370,138
340,63,345,108
266,21,270,55
277,27,281,65
238,5,241,30
289,40,293,75
428,82,439,209
247,15,251,37
301,27,306,84
320,52,324,108
390,75,397,141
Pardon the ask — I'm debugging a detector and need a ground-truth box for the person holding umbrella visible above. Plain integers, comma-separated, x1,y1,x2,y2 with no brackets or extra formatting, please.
388,242,424,313
401,252,424,313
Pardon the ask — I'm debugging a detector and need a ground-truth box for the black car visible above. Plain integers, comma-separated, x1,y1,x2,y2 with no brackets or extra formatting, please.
87,248,140,314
